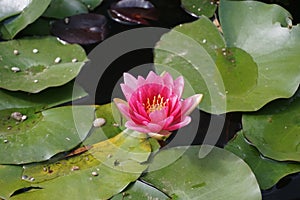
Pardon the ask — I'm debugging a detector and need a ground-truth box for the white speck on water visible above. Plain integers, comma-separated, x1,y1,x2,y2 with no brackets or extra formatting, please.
202,39,207,44
92,171,98,176
3,139,8,143
72,58,78,63
34,79,39,83
32,49,39,54
13,49,19,55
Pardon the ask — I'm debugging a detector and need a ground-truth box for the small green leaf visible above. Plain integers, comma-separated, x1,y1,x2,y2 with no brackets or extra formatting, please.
142,145,261,200
225,131,300,190
242,90,300,162
0,0,51,39
181,0,217,18
0,106,95,164
0,36,88,93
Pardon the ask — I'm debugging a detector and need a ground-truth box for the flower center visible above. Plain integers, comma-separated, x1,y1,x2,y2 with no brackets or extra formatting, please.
143,94,169,113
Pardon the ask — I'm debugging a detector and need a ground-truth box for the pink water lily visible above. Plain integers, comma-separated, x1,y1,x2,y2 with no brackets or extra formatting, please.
114,71,202,137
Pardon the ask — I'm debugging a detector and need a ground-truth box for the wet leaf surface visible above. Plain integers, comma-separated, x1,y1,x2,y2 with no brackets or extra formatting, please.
0,36,87,93
181,0,217,18
0,106,95,164
4,130,151,200
0,81,87,111
242,90,300,162
225,131,300,190
142,145,261,200
51,13,108,44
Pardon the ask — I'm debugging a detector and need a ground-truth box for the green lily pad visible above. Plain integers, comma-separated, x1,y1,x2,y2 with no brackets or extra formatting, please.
225,131,300,190
219,0,300,111
79,0,103,10
142,145,261,200
0,0,51,39
43,0,88,19
111,180,169,200
0,165,31,199
0,0,31,22
242,90,300,162
0,36,88,93
0,81,87,111
155,16,258,114
83,103,123,146
7,130,151,200
181,0,217,18
0,105,95,164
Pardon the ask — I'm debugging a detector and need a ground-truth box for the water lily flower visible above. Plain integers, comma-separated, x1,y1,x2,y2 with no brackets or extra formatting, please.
113,71,203,139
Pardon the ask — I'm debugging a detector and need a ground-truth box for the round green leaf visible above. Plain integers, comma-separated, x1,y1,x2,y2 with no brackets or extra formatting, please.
225,131,300,190
242,90,300,162
0,0,51,39
43,0,88,19
0,105,95,164
181,0,217,18
0,81,87,111
142,145,261,200
0,36,88,93
9,130,151,200
0,0,31,22
219,0,300,111
154,16,258,114
111,180,169,200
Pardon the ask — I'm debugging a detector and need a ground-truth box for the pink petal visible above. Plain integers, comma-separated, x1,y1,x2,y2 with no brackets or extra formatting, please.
113,98,131,120
125,121,151,133
137,75,146,86
173,76,184,98
162,72,174,89
181,94,203,116
121,84,135,102
144,122,162,133
149,109,167,123
145,71,162,85
123,73,137,88
166,116,191,131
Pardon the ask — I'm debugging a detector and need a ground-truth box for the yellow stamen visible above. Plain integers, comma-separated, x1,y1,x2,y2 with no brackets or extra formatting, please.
143,94,169,113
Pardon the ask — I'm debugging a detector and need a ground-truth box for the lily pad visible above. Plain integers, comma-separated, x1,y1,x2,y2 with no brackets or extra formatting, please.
83,103,123,146
0,0,51,39
111,180,169,200
181,0,217,18
0,81,87,111
142,145,261,200
242,90,300,162
79,0,103,10
43,0,88,19
219,0,300,111
225,131,300,190
155,16,258,114
0,36,88,93
0,105,95,164
7,130,151,200
0,0,31,22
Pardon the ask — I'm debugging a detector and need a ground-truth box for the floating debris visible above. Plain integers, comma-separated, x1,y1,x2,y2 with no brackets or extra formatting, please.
11,67,21,73
91,171,98,176
54,57,61,63
71,58,78,63
32,49,39,54
13,49,19,55
71,166,80,171
11,112,23,121
64,17,70,24
93,118,106,127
